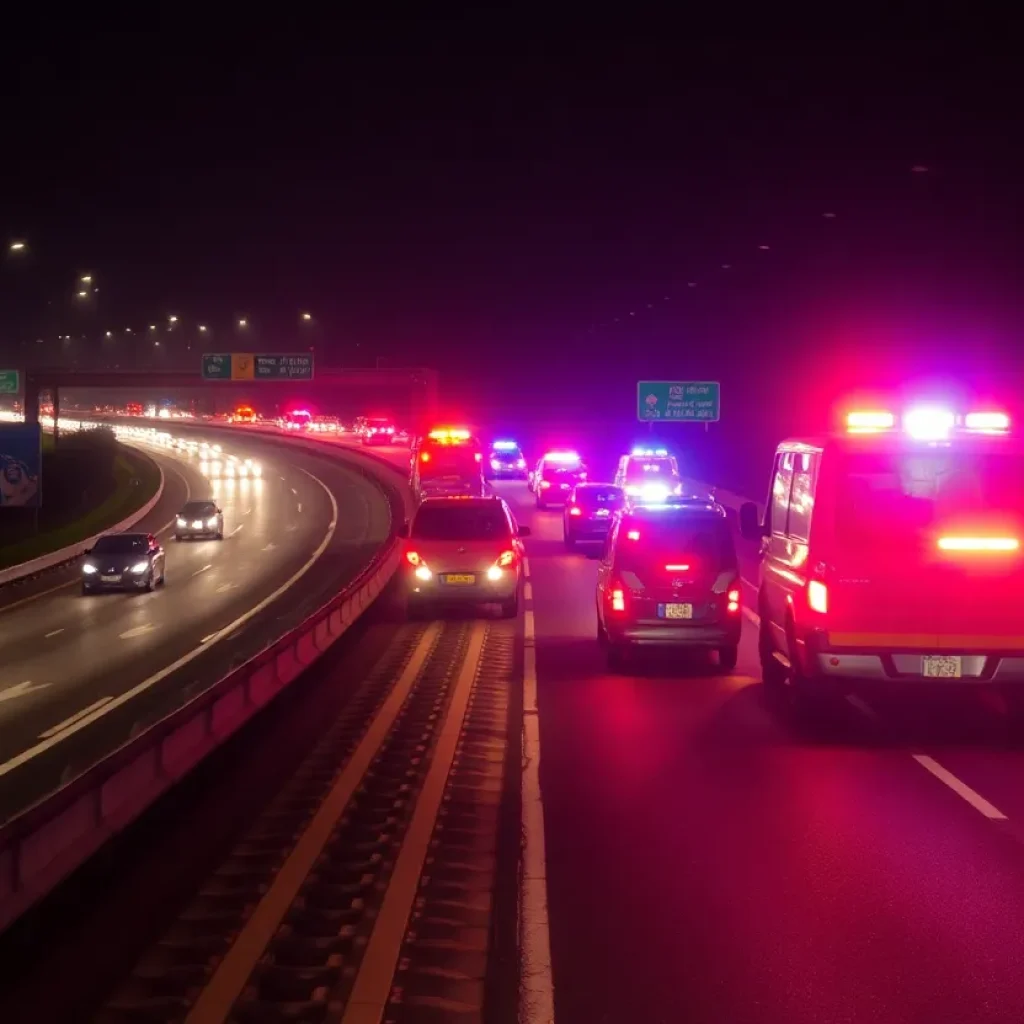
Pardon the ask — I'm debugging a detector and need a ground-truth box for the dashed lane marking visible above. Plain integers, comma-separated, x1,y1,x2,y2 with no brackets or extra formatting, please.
0,681,50,705
119,623,155,640
230,524,244,537
913,754,1009,820
39,697,112,739
44,628,64,638
191,564,212,577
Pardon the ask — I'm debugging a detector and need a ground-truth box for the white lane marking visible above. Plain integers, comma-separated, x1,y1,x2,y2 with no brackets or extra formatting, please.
244,508,252,515
741,576,757,590
297,503,302,513
39,696,112,739
216,582,238,593
44,628,65,638
913,754,1008,820
523,580,533,602
742,607,760,626
229,524,244,537
192,564,212,577
291,487,298,495
0,681,50,704
845,694,879,720
262,542,276,552
522,556,531,579
0,465,339,778
520,579,555,1024
119,623,155,639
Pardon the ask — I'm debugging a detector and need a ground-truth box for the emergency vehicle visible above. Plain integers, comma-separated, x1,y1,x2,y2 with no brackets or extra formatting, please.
741,406,1024,716
412,428,486,500
233,404,256,424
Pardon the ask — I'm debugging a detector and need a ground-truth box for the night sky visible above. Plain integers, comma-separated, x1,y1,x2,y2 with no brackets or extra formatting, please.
2,22,1023,478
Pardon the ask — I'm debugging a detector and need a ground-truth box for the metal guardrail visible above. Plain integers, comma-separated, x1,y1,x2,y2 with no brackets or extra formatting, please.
0,426,411,932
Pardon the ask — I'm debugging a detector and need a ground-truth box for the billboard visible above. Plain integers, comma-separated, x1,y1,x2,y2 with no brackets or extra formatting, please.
0,424,42,507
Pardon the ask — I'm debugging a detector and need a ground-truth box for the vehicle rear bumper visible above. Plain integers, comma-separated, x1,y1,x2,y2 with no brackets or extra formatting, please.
407,574,519,603
566,524,611,541
609,622,741,648
806,632,1024,684
83,576,149,592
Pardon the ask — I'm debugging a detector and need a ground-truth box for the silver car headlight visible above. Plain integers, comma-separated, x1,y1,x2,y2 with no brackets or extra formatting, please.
207,516,218,528
176,517,187,527
82,564,97,574
130,561,149,574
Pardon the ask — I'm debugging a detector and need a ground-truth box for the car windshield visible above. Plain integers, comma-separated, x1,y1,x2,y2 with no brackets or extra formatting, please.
625,457,677,482
183,501,217,515
616,515,735,570
836,450,1024,545
412,505,511,541
491,446,522,458
92,535,149,555
576,487,623,508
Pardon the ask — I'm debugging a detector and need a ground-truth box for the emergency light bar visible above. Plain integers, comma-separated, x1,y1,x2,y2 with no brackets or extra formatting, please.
544,451,580,463
631,447,669,457
492,440,519,450
845,408,1011,437
427,428,471,442
938,536,1020,553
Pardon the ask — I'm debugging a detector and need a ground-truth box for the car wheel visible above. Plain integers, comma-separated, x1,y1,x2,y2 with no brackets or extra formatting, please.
174,534,182,541
499,592,519,619
717,645,739,673
759,614,787,702
216,531,224,540
144,571,155,592
81,583,92,596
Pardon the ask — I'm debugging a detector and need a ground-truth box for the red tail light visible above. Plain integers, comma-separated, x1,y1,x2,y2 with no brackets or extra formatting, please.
474,452,482,462
405,550,423,566
569,505,582,516
540,480,551,489
420,452,430,462
495,549,516,567
610,588,626,612
807,580,828,614
664,563,690,571
626,530,640,541
727,588,740,613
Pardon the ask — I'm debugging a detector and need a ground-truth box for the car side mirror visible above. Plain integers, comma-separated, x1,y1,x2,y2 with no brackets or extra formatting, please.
397,523,410,538
518,525,531,538
739,501,766,541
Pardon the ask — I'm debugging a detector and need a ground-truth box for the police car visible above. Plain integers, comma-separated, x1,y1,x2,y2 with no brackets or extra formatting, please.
614,447,684,504
741,406,1024,717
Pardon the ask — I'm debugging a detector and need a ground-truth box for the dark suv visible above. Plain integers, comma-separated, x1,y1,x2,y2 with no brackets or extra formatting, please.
595,502,742,671
563,483,624,549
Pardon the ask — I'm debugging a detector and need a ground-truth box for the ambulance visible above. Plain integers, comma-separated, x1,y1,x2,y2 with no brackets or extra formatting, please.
412,428,486,501
741,406,1024,715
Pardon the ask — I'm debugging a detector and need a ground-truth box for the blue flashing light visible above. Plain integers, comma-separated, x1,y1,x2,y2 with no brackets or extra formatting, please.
492,440,519,451
544,450,580,463
631,447,669,457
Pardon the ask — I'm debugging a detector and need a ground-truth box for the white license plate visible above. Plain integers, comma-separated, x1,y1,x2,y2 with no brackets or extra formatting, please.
101,575,120,582
663,603,693,620
444,574,476,585
922,655,962,678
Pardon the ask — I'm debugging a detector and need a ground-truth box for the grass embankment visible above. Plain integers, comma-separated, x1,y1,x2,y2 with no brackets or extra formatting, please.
0,429,162,572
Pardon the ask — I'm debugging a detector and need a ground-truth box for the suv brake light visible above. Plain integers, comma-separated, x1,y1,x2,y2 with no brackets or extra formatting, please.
569,505,582,516
807,579,828,614
610,587,626,612
727,588,740,613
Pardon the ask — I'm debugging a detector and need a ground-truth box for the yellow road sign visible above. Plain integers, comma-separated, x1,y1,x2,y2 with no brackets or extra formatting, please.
231,353,254,380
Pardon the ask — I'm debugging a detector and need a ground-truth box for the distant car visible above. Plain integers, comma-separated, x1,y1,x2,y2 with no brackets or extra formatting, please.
596,501,741,671
563,483,624,548
399,495,530,618
82,532,166,594
487,440,528,479
533,451,587,509
359,417,397,444
175,499,224,540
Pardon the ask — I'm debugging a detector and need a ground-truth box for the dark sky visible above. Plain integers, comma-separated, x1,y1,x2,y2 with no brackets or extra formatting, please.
2,21,1024,451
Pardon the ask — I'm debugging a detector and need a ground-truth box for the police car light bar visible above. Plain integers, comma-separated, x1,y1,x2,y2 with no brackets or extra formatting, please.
964,411,1010,432
845,410,895,432
428,428,471,441
492,440,519,450
544,451,580,463
631,447,669,457
903,407,955,440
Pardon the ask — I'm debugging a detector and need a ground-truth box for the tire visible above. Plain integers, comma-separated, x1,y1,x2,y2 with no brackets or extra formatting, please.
717,645,739,673
81,584,92,596
144,572,155,592
759,613,787,703
174,534,182,542
500,593,519,619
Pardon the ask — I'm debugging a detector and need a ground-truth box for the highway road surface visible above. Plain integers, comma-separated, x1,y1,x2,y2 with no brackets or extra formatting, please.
0,431,393,822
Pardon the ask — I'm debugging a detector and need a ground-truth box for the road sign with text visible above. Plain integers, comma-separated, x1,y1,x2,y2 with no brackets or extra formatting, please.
637,381,720,422
0,370,19,395
202,353,314,381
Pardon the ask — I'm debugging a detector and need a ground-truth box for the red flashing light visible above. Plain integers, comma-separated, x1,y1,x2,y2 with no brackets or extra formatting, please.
626,530,640,541
846,410,894,432
664,563,690,571
420,452,430,463
808,580,828,614
569,505,582,516
474,452,482,462
495,549,516,567
405,551,423,566
726,588,740,613
539,480,551,489
610,588,626,612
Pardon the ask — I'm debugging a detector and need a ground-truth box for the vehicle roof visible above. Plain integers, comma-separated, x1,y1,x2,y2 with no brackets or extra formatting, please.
100,531,149,540
625,501,726,519
575,481,620,490
417,495,504,509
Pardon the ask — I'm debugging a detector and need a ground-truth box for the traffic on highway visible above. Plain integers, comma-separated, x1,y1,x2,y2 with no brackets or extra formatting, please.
3,399,1024,1024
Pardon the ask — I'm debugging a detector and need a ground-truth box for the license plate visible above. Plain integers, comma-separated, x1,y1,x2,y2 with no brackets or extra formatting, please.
443,574,476,585
101,575,120,582
661,603,693,620
922,655,962,678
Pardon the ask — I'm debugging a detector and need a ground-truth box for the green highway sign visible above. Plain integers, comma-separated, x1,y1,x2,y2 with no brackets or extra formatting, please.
201,353,314,381
201,354,232,380
254,353,314,380
638,381,720,422
0,370,19,395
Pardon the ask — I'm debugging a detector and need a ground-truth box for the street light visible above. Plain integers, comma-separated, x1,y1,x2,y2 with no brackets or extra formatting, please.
198,324,208,332
168,315,178,323
301,312,312,321
105,330,112,337
125,327,132,333
77,290,89,298
81,275,92,284
238,318,247,328
149,324,156,331
8,241,26,253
